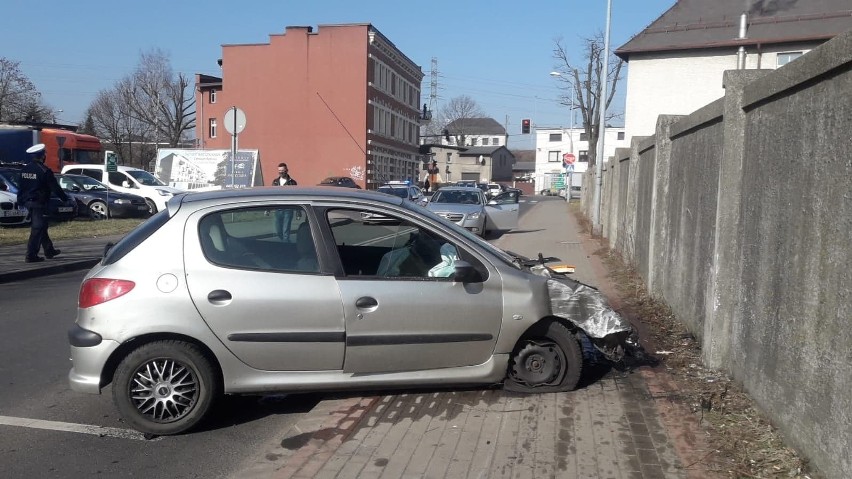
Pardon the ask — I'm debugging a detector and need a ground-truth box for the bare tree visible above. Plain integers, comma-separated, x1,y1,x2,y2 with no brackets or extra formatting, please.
122,49,195,148
0,57,49,122
552,33,624,166
439,95,484,146
88,84,139,165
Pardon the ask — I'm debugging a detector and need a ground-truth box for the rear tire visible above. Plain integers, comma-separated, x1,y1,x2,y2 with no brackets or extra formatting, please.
504,320,583,393
113,340,219,435
88,200,108,220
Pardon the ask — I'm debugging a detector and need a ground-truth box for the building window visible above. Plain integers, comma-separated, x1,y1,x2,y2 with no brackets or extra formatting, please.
617,132,625,140
777,51,803,67
446,152,452,163
578,150,588,163
580,132,588,141
548,151,561,162
470,137,478,146
482,138,489,146
209,118,217,138
549,133,562,142
209,90,217,104
493,137,500,145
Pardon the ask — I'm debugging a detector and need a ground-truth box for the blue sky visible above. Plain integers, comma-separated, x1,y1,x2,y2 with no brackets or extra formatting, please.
1,0,675,149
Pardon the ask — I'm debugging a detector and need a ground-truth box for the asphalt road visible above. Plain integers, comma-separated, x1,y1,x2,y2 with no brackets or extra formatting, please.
0,270,319,479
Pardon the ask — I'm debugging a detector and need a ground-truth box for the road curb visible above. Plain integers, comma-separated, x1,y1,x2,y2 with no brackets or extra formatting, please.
0,259,100,284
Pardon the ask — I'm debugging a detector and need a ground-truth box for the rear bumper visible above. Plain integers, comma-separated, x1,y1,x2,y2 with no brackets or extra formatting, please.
68,337,121,394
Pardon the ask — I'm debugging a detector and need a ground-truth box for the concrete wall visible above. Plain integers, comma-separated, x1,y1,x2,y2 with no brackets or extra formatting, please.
588,30,852,479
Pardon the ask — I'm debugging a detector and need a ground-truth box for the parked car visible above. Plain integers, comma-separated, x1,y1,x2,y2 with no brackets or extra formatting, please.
486,183,505,198
57,174,150,219
0,189,28,226
61,164,183,215
318,176,361,188
376,182,425,205
68,186,634,435
0,166,77,222
426,186,518,236
570,186,581,199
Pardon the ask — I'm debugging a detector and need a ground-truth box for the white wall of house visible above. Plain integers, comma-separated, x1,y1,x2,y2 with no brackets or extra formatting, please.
624,44,813,139
533,127,627,193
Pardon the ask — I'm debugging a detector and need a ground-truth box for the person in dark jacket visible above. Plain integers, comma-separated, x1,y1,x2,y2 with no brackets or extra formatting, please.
271,162,297,240
17,144,71,262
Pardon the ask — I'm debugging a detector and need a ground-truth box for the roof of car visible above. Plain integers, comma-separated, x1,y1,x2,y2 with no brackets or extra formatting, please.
435,186,484,192
179,186,405,206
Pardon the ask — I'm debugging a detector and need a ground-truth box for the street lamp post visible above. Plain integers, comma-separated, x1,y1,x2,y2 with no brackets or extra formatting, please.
550,71,578,199
592,0,613,235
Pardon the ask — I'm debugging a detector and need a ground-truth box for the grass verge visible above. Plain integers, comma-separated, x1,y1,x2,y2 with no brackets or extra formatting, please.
570,207,816,479
0,218,145,246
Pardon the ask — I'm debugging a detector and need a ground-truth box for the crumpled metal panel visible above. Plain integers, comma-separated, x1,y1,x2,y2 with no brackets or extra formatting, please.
531,265,636,361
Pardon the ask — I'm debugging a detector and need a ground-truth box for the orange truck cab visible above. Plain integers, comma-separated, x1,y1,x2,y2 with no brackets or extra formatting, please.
0,124,102,171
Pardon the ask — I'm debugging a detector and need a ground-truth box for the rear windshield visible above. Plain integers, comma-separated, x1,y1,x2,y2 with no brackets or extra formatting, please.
102,210,170,265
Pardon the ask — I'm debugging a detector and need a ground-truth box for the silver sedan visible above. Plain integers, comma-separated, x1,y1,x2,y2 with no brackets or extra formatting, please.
426,186,519,236
67,187,634,435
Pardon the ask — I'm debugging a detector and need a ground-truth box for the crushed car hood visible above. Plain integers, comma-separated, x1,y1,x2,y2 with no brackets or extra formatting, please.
531,264,637,362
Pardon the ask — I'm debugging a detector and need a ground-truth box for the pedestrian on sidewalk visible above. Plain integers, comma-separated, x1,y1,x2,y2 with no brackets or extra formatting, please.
17,143,72,263
271,162,298,240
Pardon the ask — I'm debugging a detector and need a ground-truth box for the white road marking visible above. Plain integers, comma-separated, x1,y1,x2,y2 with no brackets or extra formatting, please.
0,415,160,441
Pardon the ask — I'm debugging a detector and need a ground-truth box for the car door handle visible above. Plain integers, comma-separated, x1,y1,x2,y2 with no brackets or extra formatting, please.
207,289,232,304
355,296,378,309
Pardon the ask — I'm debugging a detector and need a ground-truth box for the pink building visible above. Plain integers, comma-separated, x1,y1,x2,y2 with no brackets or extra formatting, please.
195,24,424,188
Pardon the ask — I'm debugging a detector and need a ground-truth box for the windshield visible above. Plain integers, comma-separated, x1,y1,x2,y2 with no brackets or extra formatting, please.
431,190,482,205
0,170,21,189
126,170,166,186
377,187,409,199
400,200,520,269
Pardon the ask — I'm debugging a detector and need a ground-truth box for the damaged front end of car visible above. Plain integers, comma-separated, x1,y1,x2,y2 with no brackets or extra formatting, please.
530,265,638,363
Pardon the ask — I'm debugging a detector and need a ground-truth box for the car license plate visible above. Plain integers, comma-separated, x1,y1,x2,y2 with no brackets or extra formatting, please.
58,206,73,213
1,209,25,217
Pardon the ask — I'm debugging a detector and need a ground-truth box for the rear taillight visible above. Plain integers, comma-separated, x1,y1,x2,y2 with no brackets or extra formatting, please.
79,278,135,308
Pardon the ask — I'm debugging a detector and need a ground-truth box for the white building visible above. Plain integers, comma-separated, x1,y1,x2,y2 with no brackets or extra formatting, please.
533,127,627,193
616,0,852,139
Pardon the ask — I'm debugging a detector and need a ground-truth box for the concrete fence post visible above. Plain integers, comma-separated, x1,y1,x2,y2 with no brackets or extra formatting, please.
702,69,771,370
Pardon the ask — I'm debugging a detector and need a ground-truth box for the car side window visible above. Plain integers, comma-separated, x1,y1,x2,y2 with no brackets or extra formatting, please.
326,208,462,279
108,172,129,187
81,169,102,182
198,206,319,273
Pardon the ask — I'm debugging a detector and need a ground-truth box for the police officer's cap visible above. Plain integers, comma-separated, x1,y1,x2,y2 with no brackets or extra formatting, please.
26,143,46,155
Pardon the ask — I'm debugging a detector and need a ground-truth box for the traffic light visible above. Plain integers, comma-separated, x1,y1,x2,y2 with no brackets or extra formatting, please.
521,119,531,134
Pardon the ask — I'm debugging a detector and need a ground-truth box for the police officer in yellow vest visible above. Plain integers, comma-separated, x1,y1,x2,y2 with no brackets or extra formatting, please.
17,144,71,263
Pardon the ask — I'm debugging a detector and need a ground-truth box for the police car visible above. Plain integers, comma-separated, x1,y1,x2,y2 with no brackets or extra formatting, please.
0,189,28,226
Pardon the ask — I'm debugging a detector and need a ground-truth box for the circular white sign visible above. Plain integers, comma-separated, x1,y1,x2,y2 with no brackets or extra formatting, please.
223,107,247,135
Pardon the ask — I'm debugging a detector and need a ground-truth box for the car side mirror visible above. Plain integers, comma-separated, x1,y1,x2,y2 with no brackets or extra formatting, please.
70,185,82,192
452,260,477,283
122,181,132,188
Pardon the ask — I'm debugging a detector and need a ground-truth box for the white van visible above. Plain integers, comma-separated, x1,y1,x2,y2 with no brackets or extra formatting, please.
61,165,183,214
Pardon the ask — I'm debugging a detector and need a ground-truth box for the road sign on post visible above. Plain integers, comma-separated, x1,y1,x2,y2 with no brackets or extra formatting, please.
105,150,118,172
224,107,247,188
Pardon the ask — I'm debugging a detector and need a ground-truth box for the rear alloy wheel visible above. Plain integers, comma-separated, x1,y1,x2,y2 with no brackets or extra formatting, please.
144,199,157,215
505,320,583,393
113,341,219,435
88,200,108,220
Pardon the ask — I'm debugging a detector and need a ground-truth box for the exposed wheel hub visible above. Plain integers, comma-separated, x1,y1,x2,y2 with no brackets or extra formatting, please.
510,340,566,387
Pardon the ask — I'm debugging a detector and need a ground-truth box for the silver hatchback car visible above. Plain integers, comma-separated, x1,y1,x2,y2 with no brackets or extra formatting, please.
68,187,634,435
